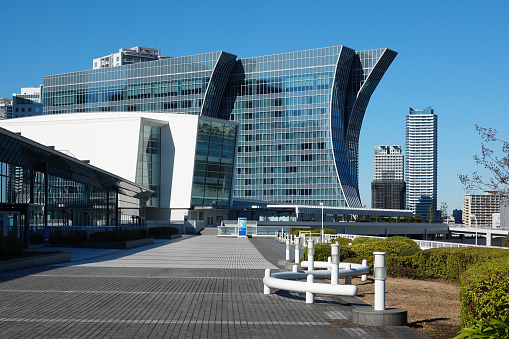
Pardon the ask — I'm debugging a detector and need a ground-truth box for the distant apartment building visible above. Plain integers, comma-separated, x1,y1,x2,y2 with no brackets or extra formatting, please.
371,145,405,209
405,107,438,217
462,191,503,227
93,47,169,69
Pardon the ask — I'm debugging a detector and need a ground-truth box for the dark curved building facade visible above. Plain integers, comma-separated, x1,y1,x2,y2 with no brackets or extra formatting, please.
220,46,397,207
42,45,397,208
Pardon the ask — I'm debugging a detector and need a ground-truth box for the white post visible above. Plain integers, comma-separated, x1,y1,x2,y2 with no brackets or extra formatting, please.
292,264,298,272
294,236,301,264
320,202,324,243
344,263,352,284
470,213,478,246
374,252,387,311
306,274,314,303
361,259,368,281
285,238,291,261
264,269,271,295
331,243,339,285
307,239,315,271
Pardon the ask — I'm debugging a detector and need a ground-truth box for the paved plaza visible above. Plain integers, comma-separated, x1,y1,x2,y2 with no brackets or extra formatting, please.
0,234,425,338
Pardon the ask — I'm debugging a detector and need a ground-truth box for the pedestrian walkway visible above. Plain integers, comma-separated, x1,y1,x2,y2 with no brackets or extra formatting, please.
0,235,426,338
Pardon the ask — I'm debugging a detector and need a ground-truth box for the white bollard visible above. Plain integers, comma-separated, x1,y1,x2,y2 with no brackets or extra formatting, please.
307,239,315,271
374,252,387,311
264,269,271,295
292,264,298,272
286,239,291,261
306,274,314,303
344,263,352,284
331,243,339,285
361,259,368,281
294,237,301,264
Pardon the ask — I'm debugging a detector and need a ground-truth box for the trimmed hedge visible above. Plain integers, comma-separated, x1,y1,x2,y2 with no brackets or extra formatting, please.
349,237,421,263
0,236,23,256
387,247,508,282
459,260,509,327
88,230,146,242
148,227,178,236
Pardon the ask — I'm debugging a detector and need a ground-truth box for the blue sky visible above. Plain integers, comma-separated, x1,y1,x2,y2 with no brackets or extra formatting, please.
1,0,508,211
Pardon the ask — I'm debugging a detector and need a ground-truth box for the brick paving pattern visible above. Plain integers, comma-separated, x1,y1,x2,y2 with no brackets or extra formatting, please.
0,235,419,338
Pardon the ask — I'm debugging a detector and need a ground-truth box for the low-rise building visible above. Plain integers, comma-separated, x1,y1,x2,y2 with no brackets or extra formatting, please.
0,112,238,226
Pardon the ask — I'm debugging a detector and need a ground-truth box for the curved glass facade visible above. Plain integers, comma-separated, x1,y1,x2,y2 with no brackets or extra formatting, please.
219,46,397,207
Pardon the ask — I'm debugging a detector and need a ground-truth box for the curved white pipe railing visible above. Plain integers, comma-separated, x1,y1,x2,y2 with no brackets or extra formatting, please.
263,269,358,303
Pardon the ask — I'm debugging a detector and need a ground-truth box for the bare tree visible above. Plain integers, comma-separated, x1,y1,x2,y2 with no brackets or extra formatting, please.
458,125,509,198
439,201,448,221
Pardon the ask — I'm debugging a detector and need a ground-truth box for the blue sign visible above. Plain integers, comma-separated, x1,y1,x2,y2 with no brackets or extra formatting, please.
43,226,51,245
238,218,247,237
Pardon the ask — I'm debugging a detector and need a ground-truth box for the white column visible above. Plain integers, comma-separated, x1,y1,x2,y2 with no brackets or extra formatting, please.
285,238,291,260
331,243,339,285
306,274,314,303
374,252,387,311
307,239,314,271
294,237,301,264
361,259,368,281
264,269,271,295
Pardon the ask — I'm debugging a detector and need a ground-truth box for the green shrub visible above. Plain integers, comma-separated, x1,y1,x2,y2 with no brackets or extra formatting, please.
454,312,509,338
352,237,372,244
459,260,509,327
148,227,178,236
0,236,23,255
333,237,352,246
89,230,145,242
504,237,509,247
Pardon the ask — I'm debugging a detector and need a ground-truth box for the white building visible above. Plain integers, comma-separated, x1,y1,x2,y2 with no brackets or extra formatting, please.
405,107,438,217
373,145,404,181
0,113,238,226
463,191,503,227
93,47,169,69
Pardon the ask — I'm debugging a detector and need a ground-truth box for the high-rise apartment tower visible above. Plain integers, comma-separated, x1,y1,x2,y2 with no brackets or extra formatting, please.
405,107,438,217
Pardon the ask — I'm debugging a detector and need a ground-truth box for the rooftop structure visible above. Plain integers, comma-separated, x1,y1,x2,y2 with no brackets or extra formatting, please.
93,46,169,69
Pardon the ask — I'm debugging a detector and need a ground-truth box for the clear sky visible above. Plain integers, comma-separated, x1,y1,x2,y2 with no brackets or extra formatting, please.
1,0,508,212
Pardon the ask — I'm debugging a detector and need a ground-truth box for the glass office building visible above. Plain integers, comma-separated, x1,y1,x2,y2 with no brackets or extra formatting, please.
42,45,397,208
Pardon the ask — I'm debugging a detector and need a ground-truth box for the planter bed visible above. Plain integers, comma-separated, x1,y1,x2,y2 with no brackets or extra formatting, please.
0,252,71,273
82,237,154,249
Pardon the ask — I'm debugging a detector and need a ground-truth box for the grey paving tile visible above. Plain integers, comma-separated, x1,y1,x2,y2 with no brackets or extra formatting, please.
0,235,425,338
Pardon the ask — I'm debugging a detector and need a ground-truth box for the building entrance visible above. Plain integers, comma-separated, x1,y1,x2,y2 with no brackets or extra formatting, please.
0,212,20,237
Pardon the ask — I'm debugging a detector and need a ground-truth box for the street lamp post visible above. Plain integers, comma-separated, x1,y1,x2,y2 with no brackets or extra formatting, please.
470,214,478,246
320,202,324,243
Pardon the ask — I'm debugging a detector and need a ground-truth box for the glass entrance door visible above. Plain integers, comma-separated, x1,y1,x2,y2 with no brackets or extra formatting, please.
0,212,20,237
